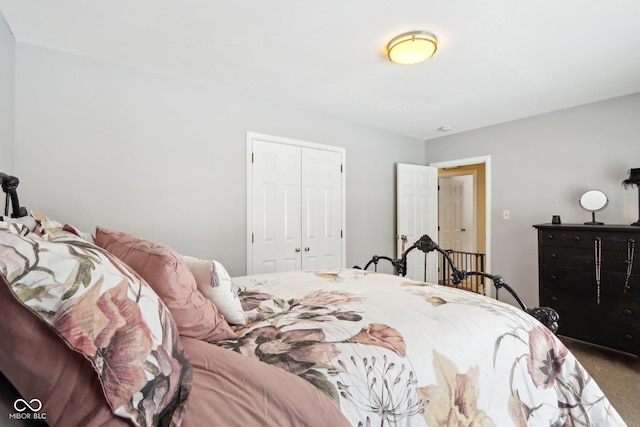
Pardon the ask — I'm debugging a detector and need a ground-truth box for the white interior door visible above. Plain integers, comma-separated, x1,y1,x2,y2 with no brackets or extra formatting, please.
301,148,343,269
251,139,302,273
248,133,345,274
396,163,439,282
438,176,474,252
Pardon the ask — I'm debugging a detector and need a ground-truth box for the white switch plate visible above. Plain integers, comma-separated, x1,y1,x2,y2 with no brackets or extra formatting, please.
503,210,510,220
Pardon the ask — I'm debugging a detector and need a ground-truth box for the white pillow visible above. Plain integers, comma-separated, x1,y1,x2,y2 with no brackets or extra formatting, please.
182,255,246,325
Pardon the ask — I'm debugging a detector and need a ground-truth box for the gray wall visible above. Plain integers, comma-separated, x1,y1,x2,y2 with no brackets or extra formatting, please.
0,12,14,174
13,43,425,276
426,93,640,306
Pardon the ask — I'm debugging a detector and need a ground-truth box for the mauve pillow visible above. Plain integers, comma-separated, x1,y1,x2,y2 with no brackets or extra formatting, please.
0,222,193,426
0,275,132,427
95,226,235,342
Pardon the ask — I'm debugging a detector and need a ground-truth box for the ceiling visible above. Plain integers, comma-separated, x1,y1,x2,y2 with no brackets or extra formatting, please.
1,0,640,141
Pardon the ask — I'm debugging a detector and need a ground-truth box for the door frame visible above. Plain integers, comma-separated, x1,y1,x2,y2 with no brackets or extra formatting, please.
429,155,492,297
246,131,346,274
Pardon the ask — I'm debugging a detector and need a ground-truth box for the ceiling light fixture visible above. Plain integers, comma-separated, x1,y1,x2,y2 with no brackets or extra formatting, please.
387,31,438,64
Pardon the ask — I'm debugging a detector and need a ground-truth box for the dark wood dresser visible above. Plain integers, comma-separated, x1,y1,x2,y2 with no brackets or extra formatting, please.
533,224,640,356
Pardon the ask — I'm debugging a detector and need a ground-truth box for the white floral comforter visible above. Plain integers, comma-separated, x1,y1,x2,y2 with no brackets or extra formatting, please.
217,268,626,427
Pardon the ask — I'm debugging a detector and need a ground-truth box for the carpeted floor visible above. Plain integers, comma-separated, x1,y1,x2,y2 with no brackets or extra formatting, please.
561,336,640,426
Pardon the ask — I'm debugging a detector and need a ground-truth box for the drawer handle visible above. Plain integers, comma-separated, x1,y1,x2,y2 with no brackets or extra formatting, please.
550,253,558,259
623,308,633,316
573,235,581,241
549,275,558,281
546,234,554,240
550,296,558,303
623,334,633,342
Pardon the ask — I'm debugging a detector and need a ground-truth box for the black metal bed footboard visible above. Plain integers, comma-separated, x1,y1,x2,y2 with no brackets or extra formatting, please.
355,235,559,333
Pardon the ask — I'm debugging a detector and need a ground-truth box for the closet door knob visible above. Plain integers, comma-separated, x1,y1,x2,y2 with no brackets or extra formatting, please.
295,248,301,253
304,247,310,252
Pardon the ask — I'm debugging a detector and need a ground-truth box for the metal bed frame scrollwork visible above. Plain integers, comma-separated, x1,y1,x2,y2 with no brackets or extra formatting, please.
1,172,28,219
356,234,559,333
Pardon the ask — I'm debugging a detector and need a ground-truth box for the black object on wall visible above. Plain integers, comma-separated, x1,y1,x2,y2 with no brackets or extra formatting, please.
622,168,640,226
0,172,28,218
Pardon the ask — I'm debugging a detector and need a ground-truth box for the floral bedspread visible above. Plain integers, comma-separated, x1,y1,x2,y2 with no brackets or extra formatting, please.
217,268,626,427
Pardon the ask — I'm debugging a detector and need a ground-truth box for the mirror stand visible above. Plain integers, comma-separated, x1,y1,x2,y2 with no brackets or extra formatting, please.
579,190,608,226
585,211,603,225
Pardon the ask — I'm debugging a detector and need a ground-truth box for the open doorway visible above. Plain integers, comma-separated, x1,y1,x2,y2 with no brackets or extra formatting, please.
430,156,492,297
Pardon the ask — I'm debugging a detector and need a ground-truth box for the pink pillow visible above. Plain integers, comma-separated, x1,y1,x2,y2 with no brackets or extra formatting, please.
0,224,192,426
95,226,235,342
0,275,131,427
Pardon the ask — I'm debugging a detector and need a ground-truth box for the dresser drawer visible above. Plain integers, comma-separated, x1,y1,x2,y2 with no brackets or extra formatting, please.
599,322,640,356
541,246,593,268
540,228,638,251
553,308,640,355
608,299,640,325
542,245,638,273
554,310,600,342
540,267,596,296
539,230,593,248
541,266,639,294
539,288,601,319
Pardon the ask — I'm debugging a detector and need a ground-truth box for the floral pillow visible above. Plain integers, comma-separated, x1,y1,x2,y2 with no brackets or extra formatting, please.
182,255,247,325
0,221,192,427
29,210,95,242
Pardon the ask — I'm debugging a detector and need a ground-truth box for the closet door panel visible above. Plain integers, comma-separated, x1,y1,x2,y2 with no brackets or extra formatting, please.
251,140,302,273
301,147,342,270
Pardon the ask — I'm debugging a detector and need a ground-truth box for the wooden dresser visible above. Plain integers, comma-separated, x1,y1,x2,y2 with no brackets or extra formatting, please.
533,223,640,356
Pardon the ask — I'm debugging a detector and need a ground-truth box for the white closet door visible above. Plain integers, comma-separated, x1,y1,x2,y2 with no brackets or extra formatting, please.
301,148,343,270
251,140,302,273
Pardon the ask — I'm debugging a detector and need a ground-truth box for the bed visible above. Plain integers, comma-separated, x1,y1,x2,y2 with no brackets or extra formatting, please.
0,175,628,427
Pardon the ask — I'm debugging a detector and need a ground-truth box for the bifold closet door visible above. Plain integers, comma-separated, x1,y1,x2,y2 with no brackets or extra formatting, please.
301,147,342,270
251,140,302,273
251,139,343,274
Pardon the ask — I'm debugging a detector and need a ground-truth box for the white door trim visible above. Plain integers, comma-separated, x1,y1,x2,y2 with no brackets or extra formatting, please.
429,155,492,297
246,131,346,274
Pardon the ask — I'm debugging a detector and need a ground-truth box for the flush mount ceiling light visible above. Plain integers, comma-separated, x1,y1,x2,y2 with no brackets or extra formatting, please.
387,31,438,64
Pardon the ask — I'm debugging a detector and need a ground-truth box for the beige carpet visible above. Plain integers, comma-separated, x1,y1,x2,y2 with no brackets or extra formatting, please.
561,336,640,426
